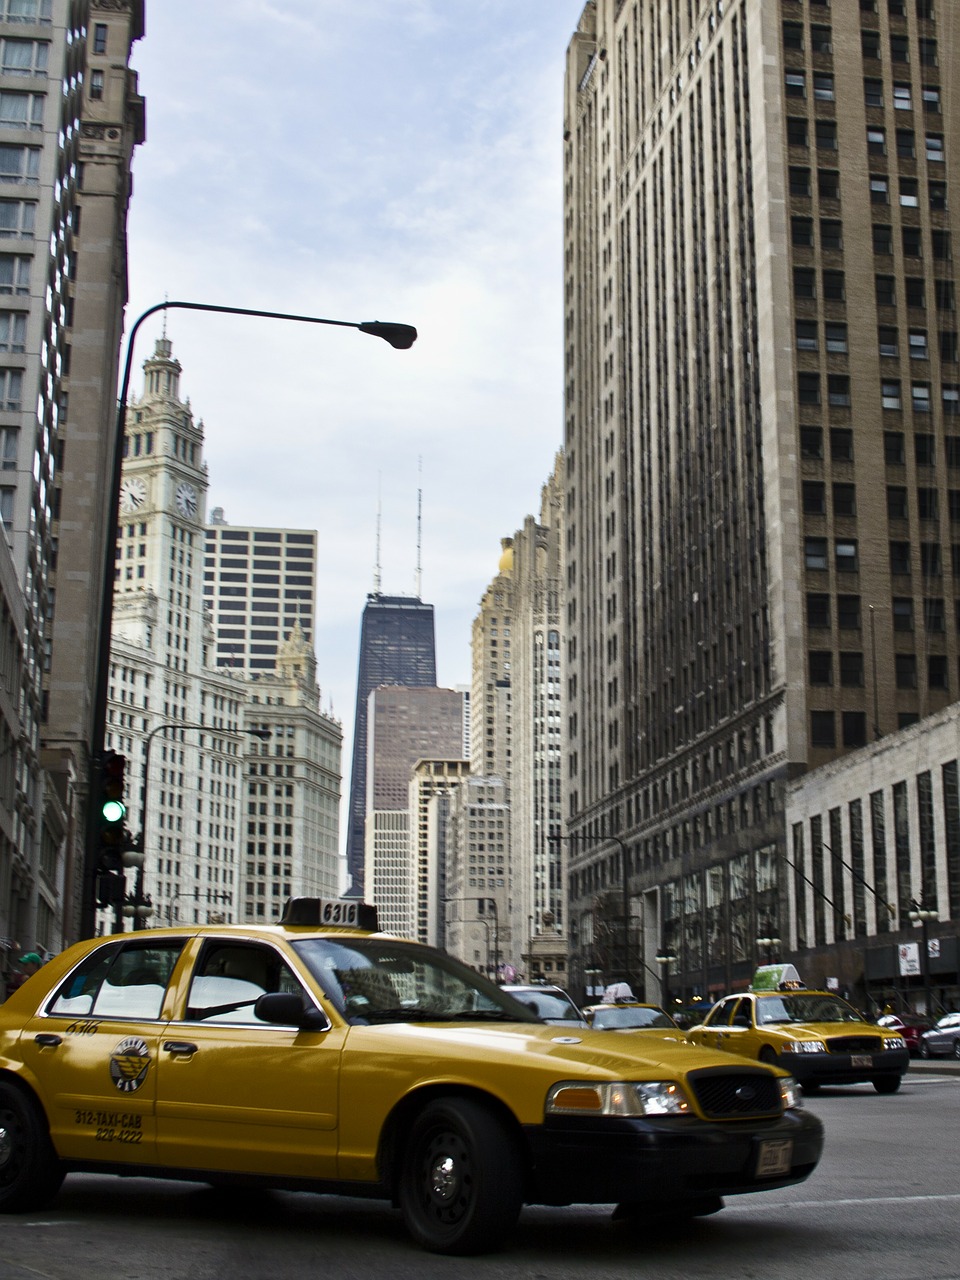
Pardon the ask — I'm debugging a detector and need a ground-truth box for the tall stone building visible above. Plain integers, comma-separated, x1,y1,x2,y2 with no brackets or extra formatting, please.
1,0,143,970
562,1,960,1002
345,592,437,896
363,683,466,936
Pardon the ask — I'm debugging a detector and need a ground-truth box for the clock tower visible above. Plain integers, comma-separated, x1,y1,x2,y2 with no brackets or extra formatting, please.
114,335,208,669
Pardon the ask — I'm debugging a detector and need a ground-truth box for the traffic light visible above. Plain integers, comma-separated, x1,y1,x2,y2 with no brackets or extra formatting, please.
98,750,127,872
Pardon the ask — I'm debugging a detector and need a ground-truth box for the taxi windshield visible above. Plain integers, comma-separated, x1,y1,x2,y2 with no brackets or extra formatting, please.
757,994,865,1025
592,1006,675,1030
291,938,543,1026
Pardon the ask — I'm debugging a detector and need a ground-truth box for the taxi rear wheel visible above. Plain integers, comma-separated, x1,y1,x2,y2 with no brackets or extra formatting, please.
398,1097,523,1255
0,1083,64,1212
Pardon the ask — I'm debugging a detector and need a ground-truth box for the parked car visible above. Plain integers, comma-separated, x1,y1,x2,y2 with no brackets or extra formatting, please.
917,1011,960,1059
499,983,587,1026
582,1002,688,1044
877,1013,933,1056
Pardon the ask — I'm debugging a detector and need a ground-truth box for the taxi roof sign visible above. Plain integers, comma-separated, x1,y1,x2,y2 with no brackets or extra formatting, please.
750,963,803,991
279,897,380,931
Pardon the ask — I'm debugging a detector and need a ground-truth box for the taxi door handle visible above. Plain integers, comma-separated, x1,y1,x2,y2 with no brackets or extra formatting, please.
34,1033,61,1048
163,1040,198,1057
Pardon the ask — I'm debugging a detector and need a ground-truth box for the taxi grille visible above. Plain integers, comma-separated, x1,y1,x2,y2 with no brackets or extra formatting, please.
687,1069,782,1120
825,1035,884,1054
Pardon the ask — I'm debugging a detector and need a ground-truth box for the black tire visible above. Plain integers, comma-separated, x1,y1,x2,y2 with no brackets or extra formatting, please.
953,1040,960,1061
873,1075,901,1095
919,1040,931,1060
759,1047,779,1066
398,1098,523,1255
0,1082,64,1212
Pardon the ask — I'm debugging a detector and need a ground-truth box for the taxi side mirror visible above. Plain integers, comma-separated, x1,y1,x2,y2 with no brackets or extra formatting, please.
254,991,329,1031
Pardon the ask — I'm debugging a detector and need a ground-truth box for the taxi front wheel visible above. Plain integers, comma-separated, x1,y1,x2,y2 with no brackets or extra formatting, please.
0,1082,64,1212
398,1097,523,1254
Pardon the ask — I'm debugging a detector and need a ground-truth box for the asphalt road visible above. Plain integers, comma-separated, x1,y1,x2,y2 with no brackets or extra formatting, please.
3,1067,959,1280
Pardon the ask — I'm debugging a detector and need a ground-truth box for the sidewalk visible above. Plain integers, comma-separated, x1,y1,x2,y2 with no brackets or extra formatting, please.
907,1057,960,1076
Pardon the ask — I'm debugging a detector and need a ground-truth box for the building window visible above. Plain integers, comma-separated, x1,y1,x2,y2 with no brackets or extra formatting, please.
915,433,936,465
889,541,911,574
810,711,836,747
884,431,905,464
842,712,867,748
864,78,883,109
840,652,864,687
93,22,107,54
0,143,39,182
836,540,859,573
813,74,835,101
830,428,854,461
828,375,850,407
796,320,818,352
89,70,103,100
805,537,828,571
870,176,889,204
912,381,932,414
882,380,902,410
893,83,912,110
833,483,856,517
926,133,945,163
801,426,823,459
887,486,909,520
909,329,928,360
892,597,913,631
809,651,832,685
787,116,808,147
879,326,899,357
900,178,919,207
895,654,917,688
792,216,814,247
807,593,830,628
837,594,861,628
798,372,820,404
785,71,806,98
929,655,948,689
918,487,939,520
803,481,826,515
826,323,847,354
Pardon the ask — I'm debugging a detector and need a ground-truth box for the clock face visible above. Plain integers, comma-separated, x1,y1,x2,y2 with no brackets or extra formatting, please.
119,477,147,514
175,482,198,519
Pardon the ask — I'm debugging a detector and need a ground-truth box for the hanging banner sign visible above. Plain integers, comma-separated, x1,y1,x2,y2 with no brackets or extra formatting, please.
898,942,920,976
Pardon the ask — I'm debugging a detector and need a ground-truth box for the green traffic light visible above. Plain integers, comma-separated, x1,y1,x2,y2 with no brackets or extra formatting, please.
102,799,126,824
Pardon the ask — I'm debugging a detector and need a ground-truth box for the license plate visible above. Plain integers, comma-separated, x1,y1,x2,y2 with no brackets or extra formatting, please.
756,1138,793,1178
851,1054,873,1068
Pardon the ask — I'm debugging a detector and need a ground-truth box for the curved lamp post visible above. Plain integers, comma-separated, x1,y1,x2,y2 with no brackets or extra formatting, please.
82,300,416,935
756,924,782,966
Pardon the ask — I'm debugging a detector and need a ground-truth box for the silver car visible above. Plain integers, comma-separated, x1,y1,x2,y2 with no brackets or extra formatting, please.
918,1011,960,1059
500,984,587,1026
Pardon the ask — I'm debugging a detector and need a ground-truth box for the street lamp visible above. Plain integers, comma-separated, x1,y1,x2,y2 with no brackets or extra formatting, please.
756,925,782,966
655,947,676,1008
908,897,940,1014
125,721,270,931
479,898,501,982
81,298,416,934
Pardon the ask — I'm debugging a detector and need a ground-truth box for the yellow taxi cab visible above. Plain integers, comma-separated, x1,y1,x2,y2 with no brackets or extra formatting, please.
582,1002,688,1044
687,966,910,1094
0,900,824,1254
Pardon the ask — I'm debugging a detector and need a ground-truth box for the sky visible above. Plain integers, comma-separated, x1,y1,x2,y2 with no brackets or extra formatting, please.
124,0,586,763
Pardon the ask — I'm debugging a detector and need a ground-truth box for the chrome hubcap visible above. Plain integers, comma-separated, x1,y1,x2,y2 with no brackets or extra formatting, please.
429,1153,458,1201
0,1123,11,1168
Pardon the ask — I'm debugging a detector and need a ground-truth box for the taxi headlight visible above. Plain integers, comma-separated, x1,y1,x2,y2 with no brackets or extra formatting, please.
545,1080,691,1117
782,1039,827,1054
883,1035,907,1051
778,1076,803,1110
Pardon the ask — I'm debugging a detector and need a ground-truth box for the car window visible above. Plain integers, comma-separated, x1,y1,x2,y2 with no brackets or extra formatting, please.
293,937,541,1025
704,999,736,1027
594,1006,675,1030
186,942,306,1024
730,999,753,1029
47,940,185,1021
509,990,581,1021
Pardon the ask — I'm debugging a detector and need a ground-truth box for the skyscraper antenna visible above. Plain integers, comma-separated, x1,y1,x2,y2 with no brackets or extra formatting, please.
373,475,382,595
415,456,423,600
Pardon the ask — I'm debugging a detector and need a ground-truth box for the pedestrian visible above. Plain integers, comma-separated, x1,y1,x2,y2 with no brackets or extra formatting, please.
4,950,43,997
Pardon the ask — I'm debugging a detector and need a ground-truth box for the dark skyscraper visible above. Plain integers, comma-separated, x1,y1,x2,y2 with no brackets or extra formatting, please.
346,594,437,895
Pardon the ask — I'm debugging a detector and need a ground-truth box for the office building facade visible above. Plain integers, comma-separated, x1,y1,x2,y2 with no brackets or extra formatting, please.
2,0,143,966
204,511,317,675
562,1,959,1003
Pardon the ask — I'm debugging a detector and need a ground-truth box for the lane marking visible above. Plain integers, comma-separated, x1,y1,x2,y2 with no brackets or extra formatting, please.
727,1193,960,1212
